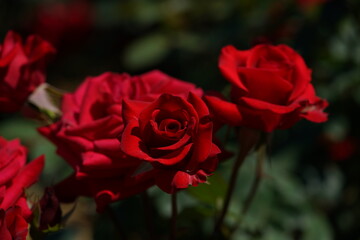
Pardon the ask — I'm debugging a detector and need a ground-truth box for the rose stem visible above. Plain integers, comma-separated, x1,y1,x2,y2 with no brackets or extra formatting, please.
241,143,266,216
224,125,231,144
141,191,155,240
170,192,178,240
106,205,128,240
228,143,267,236
213,127,260,237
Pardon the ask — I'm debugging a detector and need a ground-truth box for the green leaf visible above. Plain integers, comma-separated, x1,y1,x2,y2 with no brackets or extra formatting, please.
303,213,333,240
122,33,170,70
186,174,227,208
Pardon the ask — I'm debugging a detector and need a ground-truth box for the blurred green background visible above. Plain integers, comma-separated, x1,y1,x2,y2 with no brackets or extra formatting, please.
1,0,360,239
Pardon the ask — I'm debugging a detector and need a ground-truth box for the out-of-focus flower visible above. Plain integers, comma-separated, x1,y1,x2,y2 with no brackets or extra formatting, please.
32,0,93,48
0,31,55,113
0,137,45,240
296,0,327,10
321,135,358,162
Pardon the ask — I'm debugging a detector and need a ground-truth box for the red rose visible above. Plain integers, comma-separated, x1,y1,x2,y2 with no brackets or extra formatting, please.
205,44,328,132
0,31,56,112
38,70,202,211
0,137,45,240
120,93,220,193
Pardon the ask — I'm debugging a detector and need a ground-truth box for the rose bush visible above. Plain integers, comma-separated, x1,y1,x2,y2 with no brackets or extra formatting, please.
0,31,56,112
120,93,220,193
0,137,44,240
205,44,328,132
38,70,203,211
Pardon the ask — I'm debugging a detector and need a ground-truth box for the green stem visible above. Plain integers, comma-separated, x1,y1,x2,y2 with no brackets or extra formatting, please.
142,191,155,240
213,128,260,237
242,143,266,215
106,206,128,240
170,193,177,240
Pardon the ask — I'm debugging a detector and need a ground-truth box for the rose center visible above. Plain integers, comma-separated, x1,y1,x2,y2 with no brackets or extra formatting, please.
159,119,182,133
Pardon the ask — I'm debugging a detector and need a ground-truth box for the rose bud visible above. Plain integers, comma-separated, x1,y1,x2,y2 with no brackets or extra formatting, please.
37,187,62,231
205,44,328,132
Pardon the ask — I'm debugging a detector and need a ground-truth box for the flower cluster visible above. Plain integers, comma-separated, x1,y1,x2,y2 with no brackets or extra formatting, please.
37,44,328,213
37,70,215,211
0,29,328,239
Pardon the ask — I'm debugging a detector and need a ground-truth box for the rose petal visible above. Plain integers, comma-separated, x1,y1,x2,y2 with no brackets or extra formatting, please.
236,68,294,105
204,95,242,126
122,98,151,123
0,156,44,210
186,93,214,170
219,45,248,94
239,96,300,114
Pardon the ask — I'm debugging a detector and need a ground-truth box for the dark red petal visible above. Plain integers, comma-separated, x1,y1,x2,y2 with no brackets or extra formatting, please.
187,92,209,118
153,134,191,151
4,207,28,240
219,45,248,94
1,31,22,57
236,68,293,105
239,97,300,114
122,99,151,123
66,115,123,140
0,156,44,210
186,93,214,170
204,96,242,126
138,94,198,138
0,210,12,240
247,44,291,68
121,120,193,165
24,35,56,63
277,45,312,102
172,171,191,189
138,70,203,99
4,47,27,88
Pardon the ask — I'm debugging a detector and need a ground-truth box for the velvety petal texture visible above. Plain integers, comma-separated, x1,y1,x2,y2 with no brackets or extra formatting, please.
209,44,328,132
0,31,56,112
38,70,203,211
121,93,220,194
0,137,45,240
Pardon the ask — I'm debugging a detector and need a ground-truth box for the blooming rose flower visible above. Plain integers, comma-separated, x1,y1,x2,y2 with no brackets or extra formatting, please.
0,137,45,240
120,93,220,193
0,31,56,112
205,44,328,132
38,70,202,211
